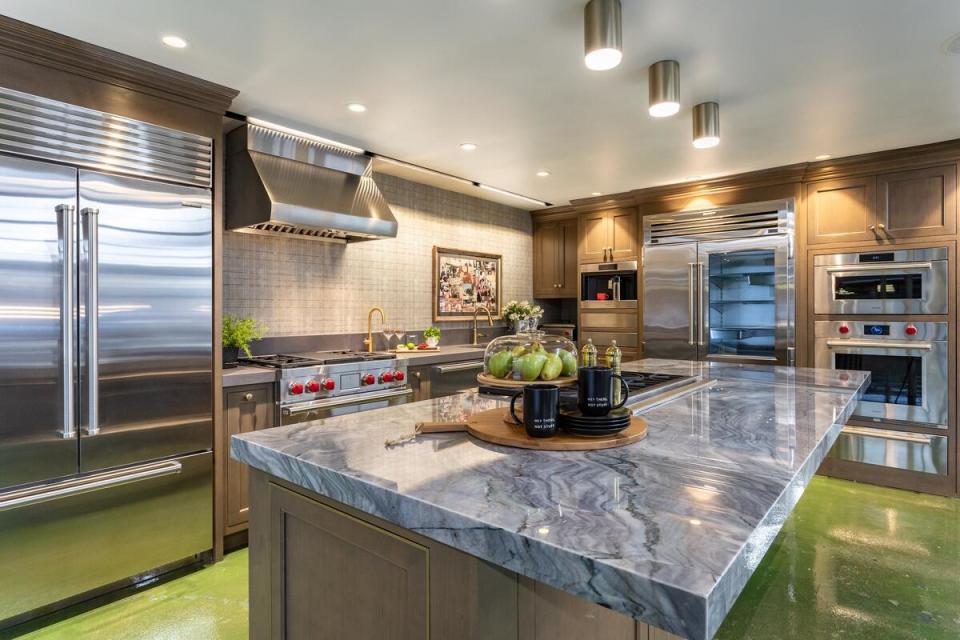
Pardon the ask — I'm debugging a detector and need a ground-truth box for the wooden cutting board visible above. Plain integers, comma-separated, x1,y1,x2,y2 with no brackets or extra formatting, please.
414,407,647,451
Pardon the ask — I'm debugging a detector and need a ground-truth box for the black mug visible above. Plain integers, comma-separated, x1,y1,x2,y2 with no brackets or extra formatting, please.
577,367,629,417
510,384,560,438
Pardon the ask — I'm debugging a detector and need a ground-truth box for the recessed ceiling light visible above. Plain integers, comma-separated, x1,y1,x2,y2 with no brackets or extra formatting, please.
584,0,623,71
346,103,367,113
689,518,703,526
536,170,551,177
591,192,602,196
459,142,477,152
161,35,188,49
815,154,831,160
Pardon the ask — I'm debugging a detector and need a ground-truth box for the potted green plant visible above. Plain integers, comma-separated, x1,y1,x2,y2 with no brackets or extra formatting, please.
222,315,265,368
423,326,441,348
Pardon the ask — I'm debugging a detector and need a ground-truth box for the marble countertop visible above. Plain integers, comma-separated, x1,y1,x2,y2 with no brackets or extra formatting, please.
231,358,868,640
222,365,277,388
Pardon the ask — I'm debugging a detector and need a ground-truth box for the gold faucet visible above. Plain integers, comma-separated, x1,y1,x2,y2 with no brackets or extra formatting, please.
472,303,493,345
363,306,385,353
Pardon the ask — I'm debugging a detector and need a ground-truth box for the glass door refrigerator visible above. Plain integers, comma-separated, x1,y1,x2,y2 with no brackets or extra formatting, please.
642,200,795,366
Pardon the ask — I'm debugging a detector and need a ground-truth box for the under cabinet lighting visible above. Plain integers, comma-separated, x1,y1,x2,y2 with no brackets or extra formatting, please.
246,117,365,154
815,154,831,160
478,184,549,207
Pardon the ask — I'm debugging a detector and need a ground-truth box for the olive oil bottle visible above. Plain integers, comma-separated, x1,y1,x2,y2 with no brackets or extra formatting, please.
605,340,623,404
581,337,597,367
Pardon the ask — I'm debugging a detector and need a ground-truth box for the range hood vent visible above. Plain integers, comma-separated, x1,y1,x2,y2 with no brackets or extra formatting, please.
225,122,397,242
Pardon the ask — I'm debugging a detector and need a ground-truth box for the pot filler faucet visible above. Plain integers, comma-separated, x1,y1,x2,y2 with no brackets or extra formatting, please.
363,306,386,353
472,304,493,345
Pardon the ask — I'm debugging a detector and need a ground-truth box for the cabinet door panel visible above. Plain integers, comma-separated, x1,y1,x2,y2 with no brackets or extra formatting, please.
878,165,957,239
806,176,877,245
226,385,273,530
533,223,562,297
579,211,608,262
609,208,638,260
557,219,579,297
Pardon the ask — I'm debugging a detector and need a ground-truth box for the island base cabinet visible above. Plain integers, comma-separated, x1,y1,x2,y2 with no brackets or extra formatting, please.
248,471,684,640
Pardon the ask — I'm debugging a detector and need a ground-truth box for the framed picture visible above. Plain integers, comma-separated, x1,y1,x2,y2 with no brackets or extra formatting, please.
433,247,503,321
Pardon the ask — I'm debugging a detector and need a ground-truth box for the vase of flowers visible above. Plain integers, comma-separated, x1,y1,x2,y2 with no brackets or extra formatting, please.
502,300,544,335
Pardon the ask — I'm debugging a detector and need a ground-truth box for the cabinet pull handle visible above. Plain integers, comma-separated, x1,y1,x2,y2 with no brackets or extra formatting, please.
244,393,254,401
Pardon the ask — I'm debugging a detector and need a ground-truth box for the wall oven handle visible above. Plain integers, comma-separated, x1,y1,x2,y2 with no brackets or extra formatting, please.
57,204,76,439
283,388,414,414
0,460,181,513
825,340,933,351
825,261,933,273
82,207,100,436
433,360,484,374
686,262,696,346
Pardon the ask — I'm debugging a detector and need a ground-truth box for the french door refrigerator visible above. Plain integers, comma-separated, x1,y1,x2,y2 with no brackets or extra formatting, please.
642,200,796,366
0,87,213,626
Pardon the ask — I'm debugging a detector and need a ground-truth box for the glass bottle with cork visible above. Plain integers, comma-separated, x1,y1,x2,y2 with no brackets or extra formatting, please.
605,340,623,404
581,337,597,367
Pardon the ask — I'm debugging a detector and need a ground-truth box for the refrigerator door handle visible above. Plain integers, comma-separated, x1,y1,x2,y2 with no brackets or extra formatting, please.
57,204,76,439
0,460,182,512
82,207,100,436
697,262,706,347
687,262,697,345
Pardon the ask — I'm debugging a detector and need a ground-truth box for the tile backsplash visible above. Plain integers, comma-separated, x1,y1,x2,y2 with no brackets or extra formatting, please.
223,173,533,337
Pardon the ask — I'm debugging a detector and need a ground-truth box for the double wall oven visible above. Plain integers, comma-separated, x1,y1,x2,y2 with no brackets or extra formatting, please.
815,248,953,489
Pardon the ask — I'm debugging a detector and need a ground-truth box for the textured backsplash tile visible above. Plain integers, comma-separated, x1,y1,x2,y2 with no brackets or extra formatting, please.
224,173,533,336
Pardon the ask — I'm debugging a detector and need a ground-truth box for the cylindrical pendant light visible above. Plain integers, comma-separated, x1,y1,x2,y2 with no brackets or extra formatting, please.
692,102,720,148
648,60,680,117
584,0,622,71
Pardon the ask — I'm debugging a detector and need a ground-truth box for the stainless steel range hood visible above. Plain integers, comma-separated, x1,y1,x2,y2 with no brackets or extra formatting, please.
225,122,397,242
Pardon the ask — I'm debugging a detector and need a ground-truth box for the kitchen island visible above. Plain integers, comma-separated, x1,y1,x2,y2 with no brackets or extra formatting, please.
231,359,868,640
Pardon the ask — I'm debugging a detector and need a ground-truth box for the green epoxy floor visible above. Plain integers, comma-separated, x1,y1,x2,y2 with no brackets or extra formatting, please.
4,477,959,640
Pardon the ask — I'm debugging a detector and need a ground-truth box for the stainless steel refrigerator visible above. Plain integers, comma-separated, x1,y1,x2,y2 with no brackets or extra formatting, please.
0,87,213,626
642,200,796,366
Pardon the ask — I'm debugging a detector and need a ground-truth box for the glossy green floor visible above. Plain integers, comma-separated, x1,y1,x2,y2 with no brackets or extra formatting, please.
4,477,959,640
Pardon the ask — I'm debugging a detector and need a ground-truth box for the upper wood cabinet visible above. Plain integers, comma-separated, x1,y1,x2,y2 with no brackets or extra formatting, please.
807,164,957,245
578,207,638,263
533,218,578,298
806,175,878,245
877,164,957,240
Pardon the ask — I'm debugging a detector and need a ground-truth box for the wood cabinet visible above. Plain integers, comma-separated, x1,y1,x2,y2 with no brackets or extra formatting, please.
533,218,578,297
578,207,638,263
877,165,957,240
224,383,275,534
806,164,957,245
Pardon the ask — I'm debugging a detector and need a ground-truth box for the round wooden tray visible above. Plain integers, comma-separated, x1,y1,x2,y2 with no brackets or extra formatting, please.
417,407,647,451
476,372,577,389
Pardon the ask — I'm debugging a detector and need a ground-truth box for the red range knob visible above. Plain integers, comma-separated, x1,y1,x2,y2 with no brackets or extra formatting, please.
905,325,918,336
394,371,405,382
363,374,376,386
323,378,336,391
305,380,320,393
288,382,304,395
838,325,850,335
381,371,394,383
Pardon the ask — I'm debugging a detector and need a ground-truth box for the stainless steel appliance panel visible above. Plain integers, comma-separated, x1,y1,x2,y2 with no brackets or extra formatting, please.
0,155,78,491
0,451,212,624
428,359,485,398
280,388,413,425
641,242,698,360
814,321,949,427
699,235,794,365
813,248,948,315
828,426,948,475
79,171,212,472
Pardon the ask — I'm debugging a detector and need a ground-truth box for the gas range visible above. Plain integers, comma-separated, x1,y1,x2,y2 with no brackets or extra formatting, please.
241,351,409,421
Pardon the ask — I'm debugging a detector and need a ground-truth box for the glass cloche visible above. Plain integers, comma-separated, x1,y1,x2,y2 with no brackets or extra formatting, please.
481,326,578,384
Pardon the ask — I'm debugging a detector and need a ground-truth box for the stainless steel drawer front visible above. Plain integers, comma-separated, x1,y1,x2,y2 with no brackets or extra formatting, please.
828,426,948,475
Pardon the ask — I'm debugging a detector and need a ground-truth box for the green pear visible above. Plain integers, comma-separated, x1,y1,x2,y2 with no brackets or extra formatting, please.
515,352,547,381
540,353,563,380
487,350,514,379
560,350,578,377
511,345,528,357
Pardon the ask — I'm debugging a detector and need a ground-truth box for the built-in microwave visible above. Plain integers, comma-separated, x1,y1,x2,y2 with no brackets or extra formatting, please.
814,320,949,428
814,247,948,315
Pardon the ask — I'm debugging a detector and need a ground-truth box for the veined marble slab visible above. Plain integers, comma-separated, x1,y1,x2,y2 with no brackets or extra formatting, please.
232,359,868,640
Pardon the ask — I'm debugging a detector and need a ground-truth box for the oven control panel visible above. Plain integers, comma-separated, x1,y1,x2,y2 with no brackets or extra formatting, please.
825,322,933,340
281,361,409,404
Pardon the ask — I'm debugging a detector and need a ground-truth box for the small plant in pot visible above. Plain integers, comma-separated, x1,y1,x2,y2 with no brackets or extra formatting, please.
423,326,441,348
222,315,265,368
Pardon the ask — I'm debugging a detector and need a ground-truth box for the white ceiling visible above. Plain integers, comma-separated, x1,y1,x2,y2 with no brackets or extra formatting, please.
5,1,960,206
